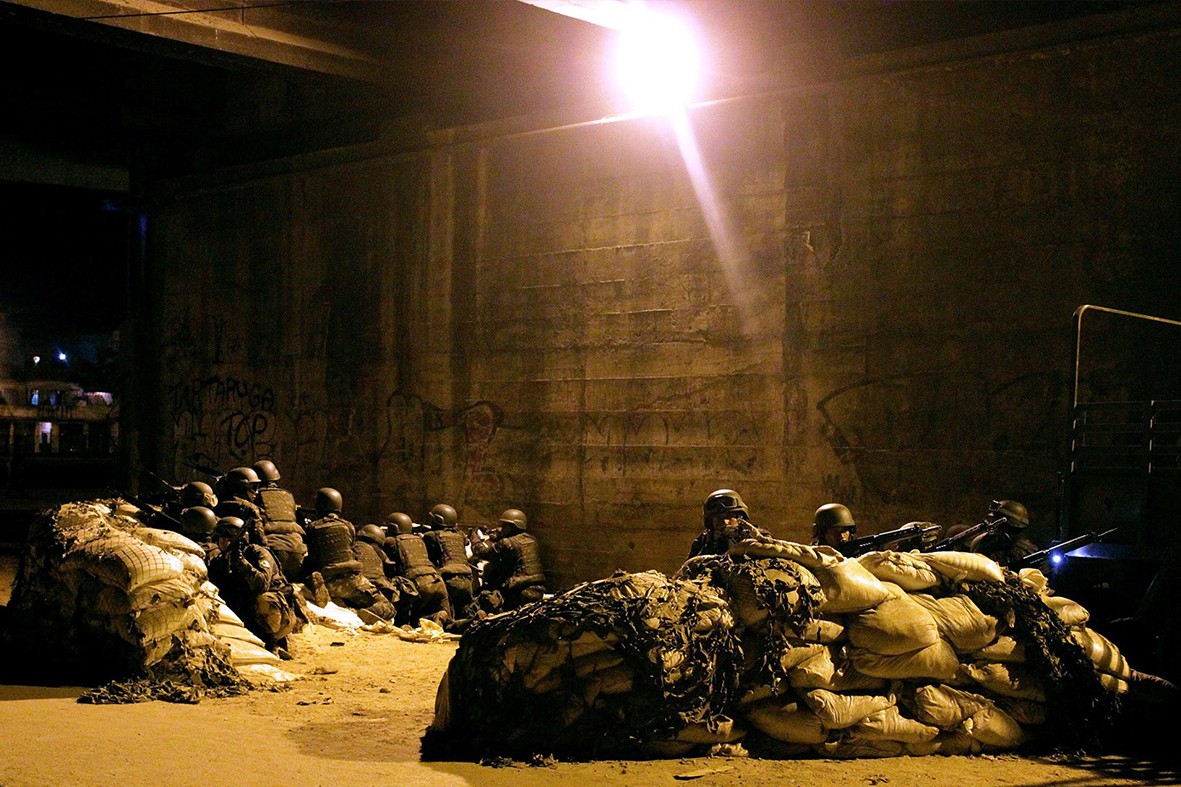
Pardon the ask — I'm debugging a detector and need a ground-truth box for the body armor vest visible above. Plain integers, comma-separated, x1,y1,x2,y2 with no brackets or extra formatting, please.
353,540,388,582
306,515,355,570
501,532,544,586
394,533,438,580
257,487,303,534
426,529,472,575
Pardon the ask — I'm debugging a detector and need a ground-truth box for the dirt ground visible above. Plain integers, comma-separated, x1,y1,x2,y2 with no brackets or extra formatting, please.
0,555,1177,787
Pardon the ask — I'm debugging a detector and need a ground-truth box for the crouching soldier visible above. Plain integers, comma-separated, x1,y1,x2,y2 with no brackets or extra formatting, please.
207,516,298,652
252,460,308,581
304,488,392,620
423,503,477,629
178,506,219,563
388,512,452,628
473,508,546,612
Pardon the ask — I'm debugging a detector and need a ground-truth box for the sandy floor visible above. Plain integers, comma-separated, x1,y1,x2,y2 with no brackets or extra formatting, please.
0,555,1177,787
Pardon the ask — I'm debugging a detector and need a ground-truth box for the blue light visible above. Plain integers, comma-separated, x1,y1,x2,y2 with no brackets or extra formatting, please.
58,352,67,362
1051,553,1063,565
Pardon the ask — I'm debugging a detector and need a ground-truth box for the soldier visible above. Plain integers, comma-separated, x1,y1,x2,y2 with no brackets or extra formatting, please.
423,503,477,628
688,489,773,559
473,508,546,612
178,480,218,511
211,516,245,562
207,516,299,652
388,512,452,627
382,512,422,623
178,505,218,562
354,524,398,600
812,503,857,550
251,459,308,581
970,499,1039,567
303,488,391,619
214,466,265,531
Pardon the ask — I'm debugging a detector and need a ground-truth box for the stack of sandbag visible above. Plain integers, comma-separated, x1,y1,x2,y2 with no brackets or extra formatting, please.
429,570,743,759
716,540,1120,757
207,585,298,682
5,501,244,692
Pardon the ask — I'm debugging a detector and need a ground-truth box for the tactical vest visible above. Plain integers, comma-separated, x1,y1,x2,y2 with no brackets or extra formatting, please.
306,515,356,570
394,533,439,580
501,533,544,586
426,529,472,576
257,487,304,534
215,497,264,526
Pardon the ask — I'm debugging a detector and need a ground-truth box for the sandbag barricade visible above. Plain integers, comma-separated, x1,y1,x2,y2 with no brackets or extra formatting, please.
432,537,1129,760
4,501,247,694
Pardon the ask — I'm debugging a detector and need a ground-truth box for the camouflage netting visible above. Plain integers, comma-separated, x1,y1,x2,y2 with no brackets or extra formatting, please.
2,501,251,700
431,538,1130,760
426,570,744,759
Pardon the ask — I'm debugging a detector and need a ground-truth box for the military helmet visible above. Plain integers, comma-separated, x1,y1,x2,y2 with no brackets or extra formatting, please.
214,516,245,540
428,503,458,530
315,487,343,516
989,499,1029,530
498,508,528,533
357,524,386,545
252,459,281,484
703,489,748,521
180,505,218,536
221,466,260,498
386,511,414,534
813,503,856,537
179,481,217,509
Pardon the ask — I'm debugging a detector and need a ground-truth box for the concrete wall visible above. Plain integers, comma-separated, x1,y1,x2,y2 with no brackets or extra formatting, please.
144,15,1181,588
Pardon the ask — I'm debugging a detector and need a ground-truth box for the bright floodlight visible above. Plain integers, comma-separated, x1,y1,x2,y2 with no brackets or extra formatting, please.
615,11,699,112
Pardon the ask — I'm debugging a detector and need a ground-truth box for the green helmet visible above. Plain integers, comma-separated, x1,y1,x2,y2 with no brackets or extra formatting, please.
252,459,281,484
221,466,260,499
813,503,856,540
179,481,217,509
429,503,458,530
214,516,244,540
989,499,1029,530
498,508,528,533
386,512,414,534
357,524,386,545
703,489,748,521
180,505,217,536
315,487,343,516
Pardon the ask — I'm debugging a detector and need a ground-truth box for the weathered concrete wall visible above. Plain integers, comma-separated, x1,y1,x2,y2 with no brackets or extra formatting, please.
145,17,1181,588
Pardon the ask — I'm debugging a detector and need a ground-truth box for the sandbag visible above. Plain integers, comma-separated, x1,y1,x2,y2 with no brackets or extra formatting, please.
745,699,828,744
795,618,846,644
849,638,960,681
1017,568,1049,594
675,716,745,744
1043,595,1090,627
811,559,891,614
856,551,941,592
918,552,1004,584
846,593,940,655
849,706,940,744
777,641,828,672
910,684,993,729
962,662,1046,701
730,539,840,570
909,594,997,652
998,697,1046,726
932,729,983,755
963,705,1025,748
816,738,906,759
1071,627,1130,679
801,689,895,729
116,602,206,645
1099,673,1130,694
213,621,266,648
66,532,185,592
225,637,282,667
131,527,206,558
789,647,887,692
973,635,1026,663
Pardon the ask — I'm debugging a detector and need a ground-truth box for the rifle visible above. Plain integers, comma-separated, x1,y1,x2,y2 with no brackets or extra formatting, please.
1015,527,1119,570
182,459,223,480
925,516,1007,553
838,522,942,557
107,488,185,530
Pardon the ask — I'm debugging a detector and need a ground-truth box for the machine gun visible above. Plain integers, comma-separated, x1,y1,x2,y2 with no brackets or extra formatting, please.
838,522,942,557
1015,527,1119,570
924,516,1007,553
107,488,185,530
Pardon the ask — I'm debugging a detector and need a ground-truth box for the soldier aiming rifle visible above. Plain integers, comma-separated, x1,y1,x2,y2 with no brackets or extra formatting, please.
839,521,942,558
1015,527,1119,570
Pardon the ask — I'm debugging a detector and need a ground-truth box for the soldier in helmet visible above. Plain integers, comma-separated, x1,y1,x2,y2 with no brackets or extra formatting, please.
423,503,477,629
812,503,857,550
207,513,300,652
688,489,773,559
214,466,265,532
179,505,219,562
473,508,547,612
970,499,1039,567
387,511,452,627
382,512,422,622
304,488,390,619
250,459,308,581
178,480,218,512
